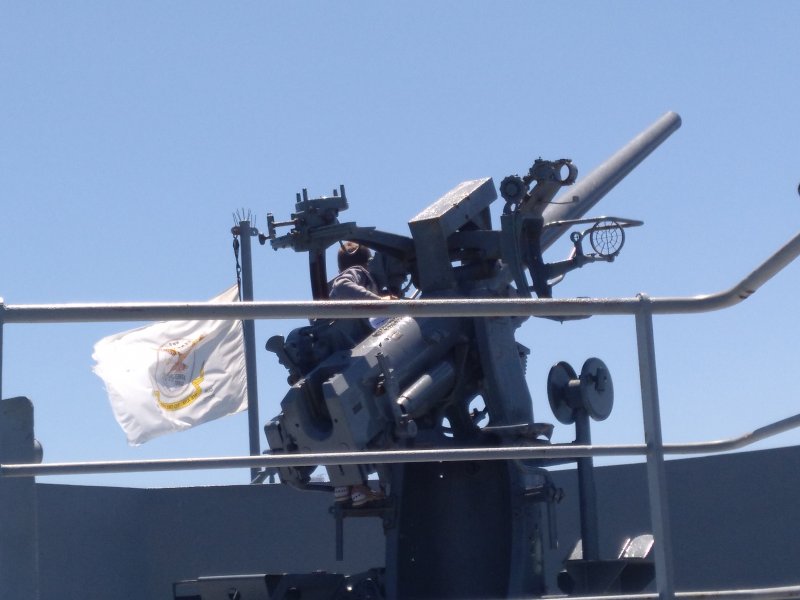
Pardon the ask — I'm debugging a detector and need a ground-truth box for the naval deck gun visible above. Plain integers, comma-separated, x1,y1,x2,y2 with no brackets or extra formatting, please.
257,112,681,599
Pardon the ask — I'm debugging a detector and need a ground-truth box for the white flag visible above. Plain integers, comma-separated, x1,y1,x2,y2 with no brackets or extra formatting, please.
92,285,248,445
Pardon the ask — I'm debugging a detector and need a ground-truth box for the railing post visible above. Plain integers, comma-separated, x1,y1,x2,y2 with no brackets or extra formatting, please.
635,294,675,599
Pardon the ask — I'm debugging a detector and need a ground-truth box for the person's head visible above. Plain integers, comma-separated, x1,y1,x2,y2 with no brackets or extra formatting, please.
338,241,372,271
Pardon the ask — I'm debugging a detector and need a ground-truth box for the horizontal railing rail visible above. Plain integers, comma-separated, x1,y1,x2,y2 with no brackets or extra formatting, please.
3,409,800,478
2,227,800,324
555,584,800,600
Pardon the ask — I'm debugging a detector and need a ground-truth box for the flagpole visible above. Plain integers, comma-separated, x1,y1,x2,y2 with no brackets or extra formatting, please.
0,301,4,399
237,221,262,482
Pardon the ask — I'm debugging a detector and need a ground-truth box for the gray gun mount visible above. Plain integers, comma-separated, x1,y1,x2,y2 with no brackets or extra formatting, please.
261,112,681,599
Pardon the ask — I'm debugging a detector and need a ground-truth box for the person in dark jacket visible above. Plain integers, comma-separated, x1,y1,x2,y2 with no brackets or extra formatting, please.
330,241,391,300
330,241,391,506
330,241,395,330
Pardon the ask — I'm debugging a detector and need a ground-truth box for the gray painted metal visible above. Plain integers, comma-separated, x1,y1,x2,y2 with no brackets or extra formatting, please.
473,315,535,425
408,177,497,291
0,397,39,599
23,444,800,599
635,296,675,600
575,408,601,562
540,112,682,251
562,587,800,600
236,220,262,481
35,482,385,600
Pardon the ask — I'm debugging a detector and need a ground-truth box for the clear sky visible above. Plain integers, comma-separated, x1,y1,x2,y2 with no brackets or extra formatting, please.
1,2,799,487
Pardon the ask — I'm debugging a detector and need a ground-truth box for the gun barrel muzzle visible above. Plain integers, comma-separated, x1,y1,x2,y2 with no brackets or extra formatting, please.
541,111,682,250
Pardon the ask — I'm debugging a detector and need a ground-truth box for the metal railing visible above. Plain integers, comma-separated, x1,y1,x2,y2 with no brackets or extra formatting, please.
2,228,800,600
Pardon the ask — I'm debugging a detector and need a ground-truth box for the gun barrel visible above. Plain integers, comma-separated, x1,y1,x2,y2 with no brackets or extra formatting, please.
541,111,682,250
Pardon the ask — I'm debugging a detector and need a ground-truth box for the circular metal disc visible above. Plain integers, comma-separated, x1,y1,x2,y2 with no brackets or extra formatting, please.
580,357,614,421
547,361,578,424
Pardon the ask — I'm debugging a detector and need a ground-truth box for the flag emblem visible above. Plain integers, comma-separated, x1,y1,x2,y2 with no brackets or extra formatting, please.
152,337,206,411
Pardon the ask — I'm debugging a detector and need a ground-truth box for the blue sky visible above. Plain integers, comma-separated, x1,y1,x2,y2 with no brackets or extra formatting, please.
2,2,799,487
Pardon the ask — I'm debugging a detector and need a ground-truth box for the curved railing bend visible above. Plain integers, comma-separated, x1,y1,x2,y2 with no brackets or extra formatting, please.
2,230,800,325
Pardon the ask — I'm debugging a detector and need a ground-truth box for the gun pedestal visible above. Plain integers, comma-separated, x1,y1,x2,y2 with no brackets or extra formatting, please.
384,460,551,599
